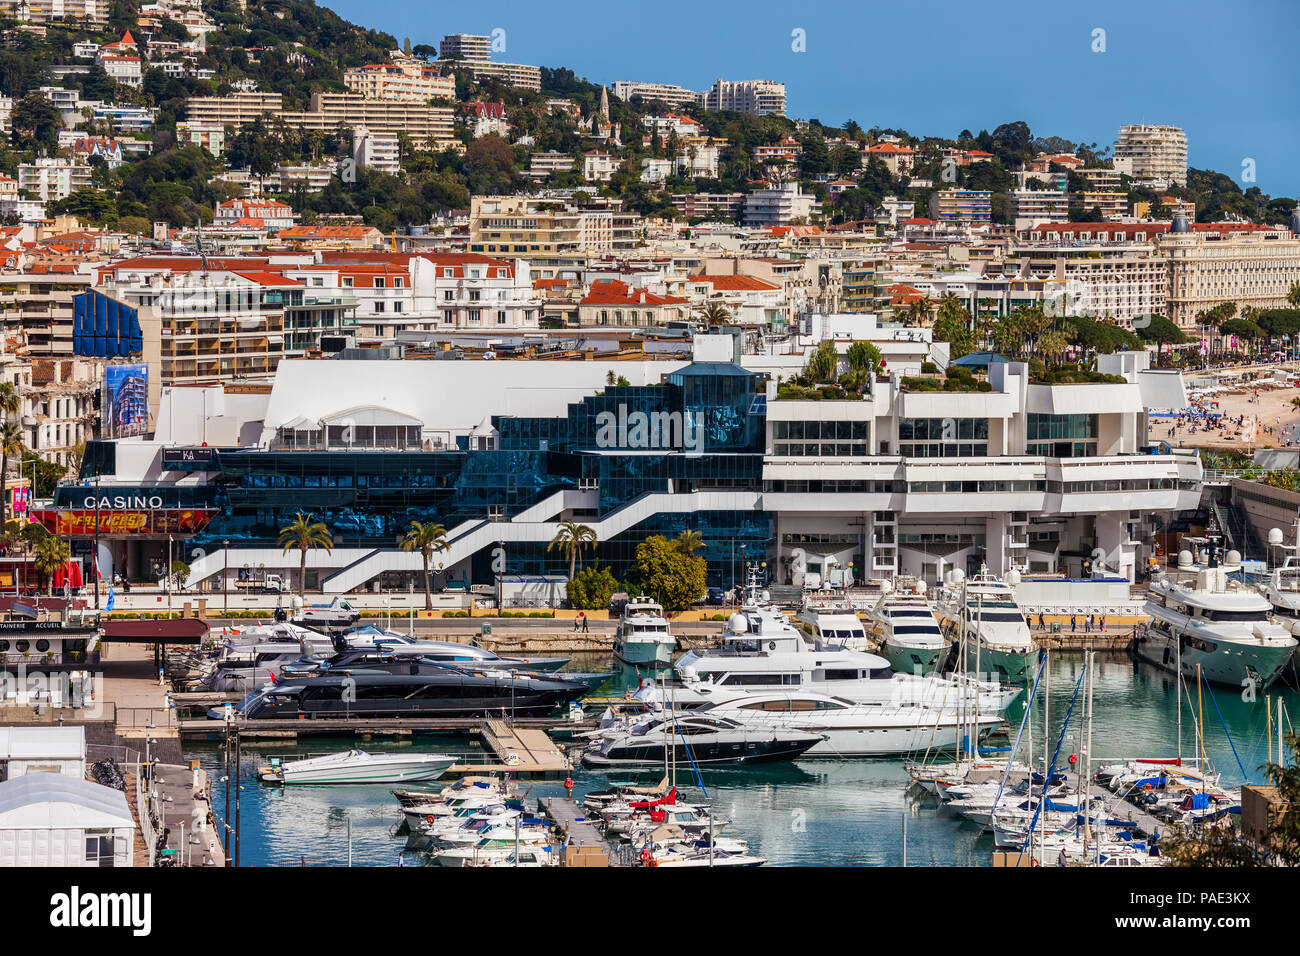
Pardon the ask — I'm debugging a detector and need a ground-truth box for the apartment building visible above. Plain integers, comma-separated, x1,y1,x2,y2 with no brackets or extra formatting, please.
742,184,821,227
1076,191,1129,221
1161,227,1300,328
280,93,455,147
612,81,701,108
185,92,284,126
671,193,744,222
214,199,296,231
27,358,99,468
95,50,142,88
470,195,642,256
352,126,400,173
438,33,492,61
174,121,224,155
1008,237,1168,325
456,59,542,91
18,158,92,203
1076,167,1124,192
1113,124,1187,187
93,257,361,385
0,271,92,355
287,252,540,338
865,142,916,177
582,151,621,183
577,279,690,327
0,0,105,23
930,189,993,225
528,151,576,179
343,62,455,102
702,79,786,116
1010,188,1069,228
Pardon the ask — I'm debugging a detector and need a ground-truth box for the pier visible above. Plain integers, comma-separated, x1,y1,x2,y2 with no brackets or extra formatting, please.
541,795,612,866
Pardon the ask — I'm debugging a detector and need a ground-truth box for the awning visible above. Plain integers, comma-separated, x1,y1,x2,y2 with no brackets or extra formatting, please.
100,618,209,644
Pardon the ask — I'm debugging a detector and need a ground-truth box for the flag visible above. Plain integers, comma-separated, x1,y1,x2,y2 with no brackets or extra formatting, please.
104,587,115,613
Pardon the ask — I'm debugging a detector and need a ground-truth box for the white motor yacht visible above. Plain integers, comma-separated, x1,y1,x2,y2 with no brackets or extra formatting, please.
1136,541,1296,688
613,596,676,667
868,579,950,676
936,568,1037,683
257,749,455,785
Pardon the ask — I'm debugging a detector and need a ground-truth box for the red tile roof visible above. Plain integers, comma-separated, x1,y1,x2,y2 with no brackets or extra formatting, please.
580,279,687,307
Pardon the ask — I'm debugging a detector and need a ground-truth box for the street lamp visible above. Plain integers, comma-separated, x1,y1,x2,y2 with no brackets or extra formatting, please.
223,540,229,618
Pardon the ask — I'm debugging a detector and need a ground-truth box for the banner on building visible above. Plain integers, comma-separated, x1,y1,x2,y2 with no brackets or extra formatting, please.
27,508,219,536
105,364,149,437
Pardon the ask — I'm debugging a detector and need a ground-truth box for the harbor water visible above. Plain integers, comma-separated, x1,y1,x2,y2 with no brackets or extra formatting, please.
191,651,1300,867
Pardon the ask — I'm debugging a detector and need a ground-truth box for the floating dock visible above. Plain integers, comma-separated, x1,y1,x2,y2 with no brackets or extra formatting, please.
541,795,611,866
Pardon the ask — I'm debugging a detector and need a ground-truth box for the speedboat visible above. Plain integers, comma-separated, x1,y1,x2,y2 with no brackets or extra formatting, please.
257,749,456,785
1136,541,1297,688
613,596,676,667
582,713,821,767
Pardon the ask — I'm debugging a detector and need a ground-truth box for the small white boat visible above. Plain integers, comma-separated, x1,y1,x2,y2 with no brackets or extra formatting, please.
258,749,456,785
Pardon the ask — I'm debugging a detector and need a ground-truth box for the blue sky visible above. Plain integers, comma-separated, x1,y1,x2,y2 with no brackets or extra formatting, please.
324,0,1300,196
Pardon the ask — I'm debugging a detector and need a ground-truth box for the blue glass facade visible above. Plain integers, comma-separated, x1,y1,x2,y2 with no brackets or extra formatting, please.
76,363,771,586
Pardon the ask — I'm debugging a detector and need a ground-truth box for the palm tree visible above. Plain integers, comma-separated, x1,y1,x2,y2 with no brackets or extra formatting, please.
401,520,448,611
1288,280,1300,310
695,302,731,326
277,512,333,593
675,529,705,556
34,534,70,597
548,521,597,580
0,382,19,523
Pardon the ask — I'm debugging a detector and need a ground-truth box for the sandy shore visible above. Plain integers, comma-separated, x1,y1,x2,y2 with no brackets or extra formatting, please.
1148,379,1300,451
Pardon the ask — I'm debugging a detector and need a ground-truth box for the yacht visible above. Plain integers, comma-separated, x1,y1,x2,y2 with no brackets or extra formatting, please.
795,603,871,652
207,640,315,693
937,569,1036,683
656,594,1019,715
868,579,950,676
1136,543,1296,688
218,670,589,720
340,626,570,671
582,713,822,767
697,690,1001,757
256,749,456,785
613,596,676,667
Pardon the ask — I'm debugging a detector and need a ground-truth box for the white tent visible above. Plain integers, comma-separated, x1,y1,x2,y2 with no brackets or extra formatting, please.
0,775,135,867
0,726,86,780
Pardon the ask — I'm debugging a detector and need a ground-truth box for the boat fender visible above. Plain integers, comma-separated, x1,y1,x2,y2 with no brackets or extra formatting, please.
1029,857,1040,867
426,815,435,824
640,848,651,864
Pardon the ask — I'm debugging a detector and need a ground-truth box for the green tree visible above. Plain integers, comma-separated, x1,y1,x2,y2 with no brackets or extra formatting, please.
0,384,22,523
34,535,70,596
277,511,333,593
566,565,618,610
626,535,707,611
1288,281,1300,310
169,559,191,593
674,529,706,557
805,340,839,383
400,519,448,611
846,341,882,374
548,521,597,580
694,302,731,325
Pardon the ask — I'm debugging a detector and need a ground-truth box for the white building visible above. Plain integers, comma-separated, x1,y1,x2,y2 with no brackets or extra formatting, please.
0,774,135,867
702,78,786,116
582,151,621,183
742,183,821,227
1113,124,1187,188
0,727,86,779
612,81,701,109
352,126,400,174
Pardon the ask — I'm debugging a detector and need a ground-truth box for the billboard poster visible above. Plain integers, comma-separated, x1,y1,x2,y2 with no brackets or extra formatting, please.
105,363,149,437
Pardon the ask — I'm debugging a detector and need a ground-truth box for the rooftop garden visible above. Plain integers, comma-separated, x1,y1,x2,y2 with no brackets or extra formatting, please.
1031,364,1128,385
774,340,879,401
900,364,993,392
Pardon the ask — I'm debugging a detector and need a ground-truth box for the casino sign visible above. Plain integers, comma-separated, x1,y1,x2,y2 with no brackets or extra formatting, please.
28,507,219,536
